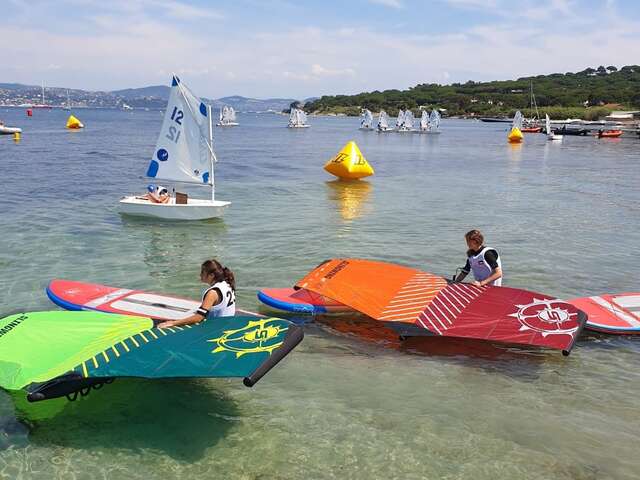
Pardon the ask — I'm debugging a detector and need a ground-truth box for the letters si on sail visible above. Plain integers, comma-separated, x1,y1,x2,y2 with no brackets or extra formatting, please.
146,76,212,185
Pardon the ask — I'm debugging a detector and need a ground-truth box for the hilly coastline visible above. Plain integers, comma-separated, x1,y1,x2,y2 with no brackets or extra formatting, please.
306,65,640,119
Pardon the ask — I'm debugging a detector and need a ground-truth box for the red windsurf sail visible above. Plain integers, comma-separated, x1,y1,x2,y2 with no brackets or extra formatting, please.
296,259,586,354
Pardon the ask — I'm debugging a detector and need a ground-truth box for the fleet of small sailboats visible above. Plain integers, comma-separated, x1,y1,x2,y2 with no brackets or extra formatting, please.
119,75,230,221
288,108,310,128
217,105,239,126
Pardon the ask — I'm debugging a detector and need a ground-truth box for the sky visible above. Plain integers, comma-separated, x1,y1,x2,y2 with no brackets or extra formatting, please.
2,0,640,99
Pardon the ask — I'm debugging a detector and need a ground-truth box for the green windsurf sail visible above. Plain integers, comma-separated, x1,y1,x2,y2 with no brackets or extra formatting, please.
0,311,303,402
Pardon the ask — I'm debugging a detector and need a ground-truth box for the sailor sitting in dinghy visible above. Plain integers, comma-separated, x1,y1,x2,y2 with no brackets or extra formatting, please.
145,184,170,204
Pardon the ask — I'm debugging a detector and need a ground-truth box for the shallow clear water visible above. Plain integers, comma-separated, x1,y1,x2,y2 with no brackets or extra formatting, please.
0,108,639,479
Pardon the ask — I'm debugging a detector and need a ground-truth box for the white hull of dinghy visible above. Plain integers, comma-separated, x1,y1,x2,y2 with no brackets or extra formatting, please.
0,126,22,135
216,122,239,127
119,196,231,220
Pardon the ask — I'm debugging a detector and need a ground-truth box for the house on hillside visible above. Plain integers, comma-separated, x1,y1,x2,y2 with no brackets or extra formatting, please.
604,111,640,124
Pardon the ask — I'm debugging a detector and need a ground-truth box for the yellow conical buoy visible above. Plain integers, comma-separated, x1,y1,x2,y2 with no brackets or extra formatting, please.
66,115,84,129
507,127,523,143
324,141,374,180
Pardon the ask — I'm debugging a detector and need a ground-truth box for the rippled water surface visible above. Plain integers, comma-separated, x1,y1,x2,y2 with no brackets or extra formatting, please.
0,108,639,479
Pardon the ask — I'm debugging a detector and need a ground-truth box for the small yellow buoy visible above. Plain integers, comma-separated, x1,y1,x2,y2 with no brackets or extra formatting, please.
13,132,21,142
508,127,523,143
66,115,84,129
324,141,374,180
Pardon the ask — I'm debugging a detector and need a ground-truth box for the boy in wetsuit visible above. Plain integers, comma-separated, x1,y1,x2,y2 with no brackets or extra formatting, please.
454,229,502,287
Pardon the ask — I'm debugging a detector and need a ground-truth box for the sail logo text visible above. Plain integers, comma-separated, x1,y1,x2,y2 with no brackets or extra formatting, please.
0,315,27,338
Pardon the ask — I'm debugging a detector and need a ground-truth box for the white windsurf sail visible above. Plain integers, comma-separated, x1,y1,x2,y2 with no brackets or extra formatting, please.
146,76,214,185
429,109,441,131
396,110,405,128
512,111,524,130
378,110,389,130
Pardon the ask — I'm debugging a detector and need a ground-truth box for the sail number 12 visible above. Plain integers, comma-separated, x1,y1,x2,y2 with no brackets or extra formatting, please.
166,106,184,143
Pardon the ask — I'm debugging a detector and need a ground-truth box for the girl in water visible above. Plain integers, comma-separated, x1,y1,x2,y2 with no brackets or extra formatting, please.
157,259,236,328
454,229,503,287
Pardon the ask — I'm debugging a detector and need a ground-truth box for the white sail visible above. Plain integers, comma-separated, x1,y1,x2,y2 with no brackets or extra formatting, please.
512,111,524,130
146,75,213,185
429,109,441,131
288,108,308,127
396,110,405,128
403,110,415,130
361,109,373,128
420,110,429,130
378,110,389,130
545,113,551,135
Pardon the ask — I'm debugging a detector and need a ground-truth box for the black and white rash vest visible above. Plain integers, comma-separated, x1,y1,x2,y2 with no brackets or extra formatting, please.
467,247,502,286
201,281,236,317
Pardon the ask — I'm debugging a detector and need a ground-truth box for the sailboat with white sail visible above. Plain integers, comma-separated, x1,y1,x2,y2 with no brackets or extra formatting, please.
119,75,230,220
63,90,71,111
359,109,373,130
418,109,441,134
377,110,392,132
395,110,405,131
546,114,563,141
217,105,239,126
288,108,310,128
398,110,414,132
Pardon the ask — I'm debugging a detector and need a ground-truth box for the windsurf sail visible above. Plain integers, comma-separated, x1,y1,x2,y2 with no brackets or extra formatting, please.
146,75,214,186
361,109,373,128
0,311,303,402
377,110,389,130
295,259,586,354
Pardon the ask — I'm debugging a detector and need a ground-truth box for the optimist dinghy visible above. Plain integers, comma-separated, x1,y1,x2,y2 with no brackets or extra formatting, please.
119,75,230,220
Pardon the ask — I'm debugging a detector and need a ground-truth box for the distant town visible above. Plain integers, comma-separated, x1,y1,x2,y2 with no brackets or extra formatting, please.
0,83,302,113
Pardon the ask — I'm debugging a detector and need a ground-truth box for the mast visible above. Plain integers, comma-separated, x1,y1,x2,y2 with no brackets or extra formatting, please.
41,82,45,105
208,104,215,201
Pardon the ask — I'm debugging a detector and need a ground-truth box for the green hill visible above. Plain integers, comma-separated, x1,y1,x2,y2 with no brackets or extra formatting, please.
306,65,640,119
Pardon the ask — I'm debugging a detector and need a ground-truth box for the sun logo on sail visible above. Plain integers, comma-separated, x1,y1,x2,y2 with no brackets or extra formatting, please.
508,298,580,336
207,318,287,357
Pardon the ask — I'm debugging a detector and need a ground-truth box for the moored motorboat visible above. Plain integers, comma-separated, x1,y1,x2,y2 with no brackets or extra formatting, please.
596,129,623,138
0,124,22,135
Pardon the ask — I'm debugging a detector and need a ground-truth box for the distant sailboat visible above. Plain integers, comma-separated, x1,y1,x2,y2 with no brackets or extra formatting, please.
546,114,563,141
523,81,541,128
377,110,392,132
63,90,71,111
119,75,230,220
288,108,309,128
359,109,373,130
217,105,239,126
419,109,441,134
395,110,405,130
33,82,52,109
397,110,414,132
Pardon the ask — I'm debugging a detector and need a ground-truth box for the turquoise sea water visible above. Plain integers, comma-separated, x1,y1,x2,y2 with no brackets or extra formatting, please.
0,108,639,479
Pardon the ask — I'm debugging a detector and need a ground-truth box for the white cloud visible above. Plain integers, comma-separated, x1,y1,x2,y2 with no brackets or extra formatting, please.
369,0,403,8
1,1,639,98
